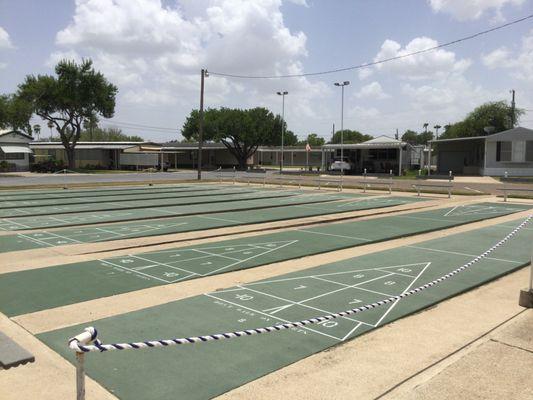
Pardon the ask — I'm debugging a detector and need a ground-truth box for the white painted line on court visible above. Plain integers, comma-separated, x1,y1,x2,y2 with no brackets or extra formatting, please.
407,245,522,264
296,229,372,242
372,262,432,328
204,293,346,342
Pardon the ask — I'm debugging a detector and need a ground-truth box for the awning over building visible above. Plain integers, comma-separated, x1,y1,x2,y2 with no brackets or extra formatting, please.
0,146,33,154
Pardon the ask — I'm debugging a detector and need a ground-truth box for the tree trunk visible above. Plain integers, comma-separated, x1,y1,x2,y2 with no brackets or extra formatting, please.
65,146,75,170
237,155,247,170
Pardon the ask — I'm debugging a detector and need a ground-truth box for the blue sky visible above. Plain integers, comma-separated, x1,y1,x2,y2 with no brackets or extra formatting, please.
1,0,532,142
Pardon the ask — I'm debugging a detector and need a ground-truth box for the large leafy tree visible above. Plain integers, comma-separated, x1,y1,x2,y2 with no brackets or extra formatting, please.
182,107,286,169
16,59,117,168
301,133,325,147
0,94,34,135
441,101,524,139
329,129,372,144
402,129,434,145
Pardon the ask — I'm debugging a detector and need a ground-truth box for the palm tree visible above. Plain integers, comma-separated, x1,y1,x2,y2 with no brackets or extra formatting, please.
423,123,429,133
433,124,441,139
47,120,54,140
32,124,41,140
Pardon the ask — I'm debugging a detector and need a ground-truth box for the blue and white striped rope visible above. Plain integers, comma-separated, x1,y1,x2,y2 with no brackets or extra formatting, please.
69,215,532,353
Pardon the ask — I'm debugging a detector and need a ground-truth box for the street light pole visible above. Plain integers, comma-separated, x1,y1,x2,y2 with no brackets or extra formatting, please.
334,81,350,179
277,91,288,173
198,68,208,180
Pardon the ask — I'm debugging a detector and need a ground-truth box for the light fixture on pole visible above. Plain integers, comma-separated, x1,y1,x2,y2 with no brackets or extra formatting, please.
334,81,350,180
277,91,288,173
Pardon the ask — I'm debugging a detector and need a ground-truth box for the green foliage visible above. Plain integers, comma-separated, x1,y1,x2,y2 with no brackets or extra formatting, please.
182,107,288,169
78,127,143,142
300,133,325,147
440,101,524,139
0,94,34,135
16,58,118,167
402,129,434,145
329,129,372,144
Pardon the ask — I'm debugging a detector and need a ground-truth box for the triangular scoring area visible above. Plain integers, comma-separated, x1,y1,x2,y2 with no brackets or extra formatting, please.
140,240,299,277
443,205,520,217
227,261,433,337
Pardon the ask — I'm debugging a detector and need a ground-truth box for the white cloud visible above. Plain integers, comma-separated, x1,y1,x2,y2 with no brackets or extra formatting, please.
355,82,390,99
358,68,373,80
428,0,525,21
373,36,471,80
52,0,319,116
0,62,6,70
481,30,533,82
0,26,13,49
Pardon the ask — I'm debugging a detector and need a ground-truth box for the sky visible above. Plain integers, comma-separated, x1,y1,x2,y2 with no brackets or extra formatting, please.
1,0,532,142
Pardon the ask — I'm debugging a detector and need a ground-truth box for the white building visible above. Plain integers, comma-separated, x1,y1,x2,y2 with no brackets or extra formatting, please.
0,130,34,171
431,127,533,176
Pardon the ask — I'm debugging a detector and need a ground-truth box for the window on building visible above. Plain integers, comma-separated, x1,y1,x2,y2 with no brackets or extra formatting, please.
512,141,526,162
496,141,512,162
3,153,25,160
526,141,533,162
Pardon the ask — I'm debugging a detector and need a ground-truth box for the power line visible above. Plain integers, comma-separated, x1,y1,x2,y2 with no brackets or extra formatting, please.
102,119,178,131
209,14,533,79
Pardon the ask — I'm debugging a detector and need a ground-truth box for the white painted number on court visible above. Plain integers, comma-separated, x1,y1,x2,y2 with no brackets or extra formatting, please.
235,294,254,301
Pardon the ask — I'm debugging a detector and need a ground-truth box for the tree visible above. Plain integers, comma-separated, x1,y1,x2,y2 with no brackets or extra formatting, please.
0,94,34,135
17,59,117,168
79,127,143,142
417,130,434,145
401,130,418,145
182,107,285,169
301,133,325,147
402,129,433,145
440,101,524,139
330,129,372,144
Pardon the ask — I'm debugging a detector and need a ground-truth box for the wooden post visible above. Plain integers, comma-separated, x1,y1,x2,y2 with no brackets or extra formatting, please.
76,352,85,400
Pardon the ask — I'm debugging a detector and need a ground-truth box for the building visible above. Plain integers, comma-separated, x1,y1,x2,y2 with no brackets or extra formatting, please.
253,146,324,169
430,127,533,176
30,141,150,169
0,130,34,171
321,135,413,176
160,142,239,169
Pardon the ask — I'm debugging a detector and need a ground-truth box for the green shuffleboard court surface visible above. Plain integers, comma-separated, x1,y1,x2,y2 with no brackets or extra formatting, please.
0,196,425,252
0,191,367,231
0,203,528,317
0,185,251,210
0,183,213,200
0,188,296,218
38,218,533,400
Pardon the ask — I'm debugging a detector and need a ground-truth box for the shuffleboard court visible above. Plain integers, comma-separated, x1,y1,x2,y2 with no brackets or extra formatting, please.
0,191,363,231
0,203,528,316
0,183,210,201
0,188,298,218
0,185,244,209
0,196,425,253
38,218,533,400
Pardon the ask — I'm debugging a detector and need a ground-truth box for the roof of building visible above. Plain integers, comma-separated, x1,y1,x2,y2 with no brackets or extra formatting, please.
0,130,33,140
30,141,146,150
430,127,533,144
323,135,408,149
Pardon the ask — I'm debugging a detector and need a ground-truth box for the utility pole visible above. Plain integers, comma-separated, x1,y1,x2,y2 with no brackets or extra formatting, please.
277,91,288,173
510,89,516,127
198,69,207,180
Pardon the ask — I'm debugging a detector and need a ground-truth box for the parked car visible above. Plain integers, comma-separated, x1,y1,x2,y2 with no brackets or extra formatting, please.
329,158,354,173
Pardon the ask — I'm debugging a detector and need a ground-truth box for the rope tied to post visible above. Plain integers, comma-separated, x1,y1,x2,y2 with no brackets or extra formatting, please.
69,215,532,354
